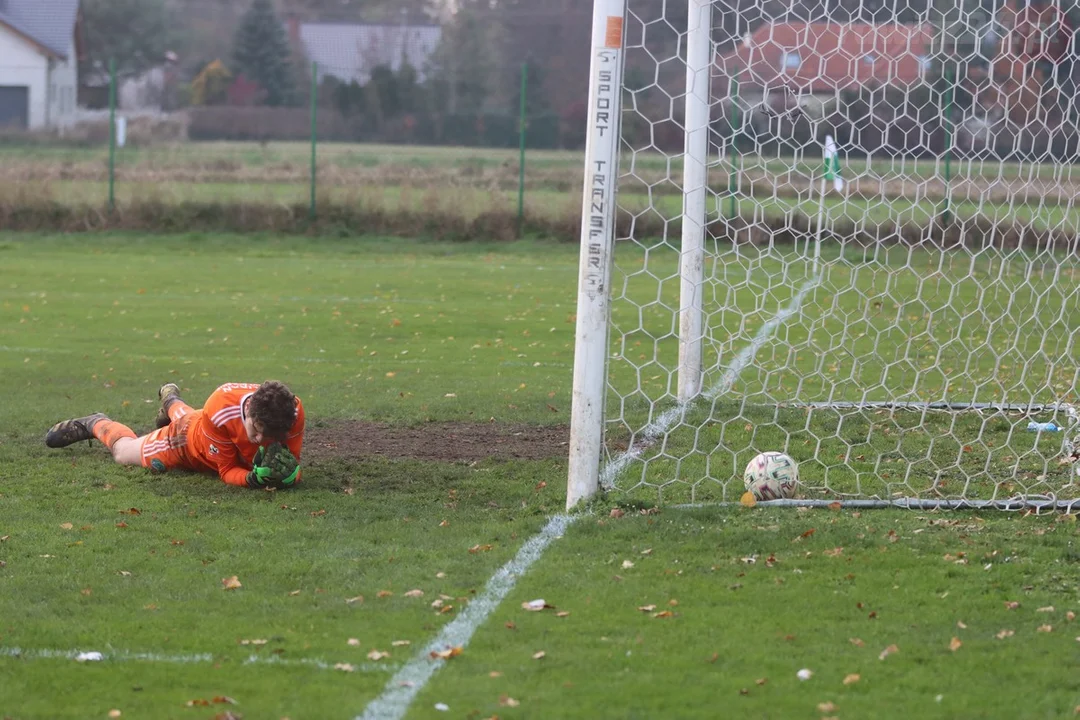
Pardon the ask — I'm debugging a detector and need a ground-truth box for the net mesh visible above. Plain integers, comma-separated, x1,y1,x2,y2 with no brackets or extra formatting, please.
599,0,1080,508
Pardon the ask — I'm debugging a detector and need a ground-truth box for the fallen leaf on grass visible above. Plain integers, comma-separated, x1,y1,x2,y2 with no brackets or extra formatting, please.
849,638,864,647
367,650,390,660
949,637,962,652
1068,611,1076,622
211,697,236,705
996,629,1015,639
430,647,462,660
956,621,967,629
288,589,301,596
347,638,360,646
532,651,546,660
499,696,520,708
739,492,757,508
638,604,657,613
609,508,625,518
1037,606,1055,613
469,544,493,554
621,560,635,569
377,590,393,598
115,522,128,529
797,668,813,680
828,501,842,511
120,508,141,515
404,589,424,598
1004,601,1020,610
221,576,242,590
818,702,837,713
653,610,674,618
522,599,554,611
310,509,327,517
60,523,73,530
824,547,844,557
843,674,861,685
755,678,767,686
345,595,364,605
556,611,570,618
238,639,267,646
1038,625,1053,633
392,640,411,647
878,644,899,660
334,663,356,672
489,671,502,678
108,710,121,718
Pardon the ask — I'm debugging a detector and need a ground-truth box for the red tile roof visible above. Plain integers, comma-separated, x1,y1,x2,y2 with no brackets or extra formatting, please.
716,22,934,93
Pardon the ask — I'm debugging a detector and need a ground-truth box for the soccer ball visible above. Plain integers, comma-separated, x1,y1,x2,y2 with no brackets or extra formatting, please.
743,451,798,500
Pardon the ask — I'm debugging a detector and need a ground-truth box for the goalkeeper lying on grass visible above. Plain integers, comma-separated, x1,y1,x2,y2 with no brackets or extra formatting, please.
45,381,305,489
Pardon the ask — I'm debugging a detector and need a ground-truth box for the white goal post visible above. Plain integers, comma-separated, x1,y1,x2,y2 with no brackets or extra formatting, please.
567,0,1080,511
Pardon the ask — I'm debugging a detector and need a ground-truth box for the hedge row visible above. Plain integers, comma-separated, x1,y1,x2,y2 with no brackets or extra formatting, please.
2,198,1076,253
187,107,564,148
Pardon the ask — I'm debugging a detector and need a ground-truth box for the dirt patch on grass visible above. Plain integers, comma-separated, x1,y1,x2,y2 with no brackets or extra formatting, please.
304,420,571,463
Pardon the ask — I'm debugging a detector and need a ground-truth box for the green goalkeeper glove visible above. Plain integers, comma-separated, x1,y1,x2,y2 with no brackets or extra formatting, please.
247,443,300,489
246,445,273,488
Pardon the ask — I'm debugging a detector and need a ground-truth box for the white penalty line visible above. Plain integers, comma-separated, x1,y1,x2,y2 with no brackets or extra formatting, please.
356,513,577,720
599,274,821,489
0,646,389,673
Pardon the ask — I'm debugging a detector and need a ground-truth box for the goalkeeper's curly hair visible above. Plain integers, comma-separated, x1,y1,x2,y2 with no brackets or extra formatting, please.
248,381,297,440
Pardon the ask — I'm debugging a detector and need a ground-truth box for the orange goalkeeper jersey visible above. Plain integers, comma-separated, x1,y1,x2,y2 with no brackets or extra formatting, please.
187,383,305,487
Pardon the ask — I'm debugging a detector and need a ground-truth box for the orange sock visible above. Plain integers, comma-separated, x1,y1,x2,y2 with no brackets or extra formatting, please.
167,399,194,423
92,419,137,450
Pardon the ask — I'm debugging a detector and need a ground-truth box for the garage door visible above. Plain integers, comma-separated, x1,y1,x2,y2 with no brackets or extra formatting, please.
0,86,30,129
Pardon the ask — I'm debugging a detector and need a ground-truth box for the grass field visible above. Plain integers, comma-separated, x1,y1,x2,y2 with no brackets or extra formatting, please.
0,232,1078,718
4,140,1080,181
4,141,1080,237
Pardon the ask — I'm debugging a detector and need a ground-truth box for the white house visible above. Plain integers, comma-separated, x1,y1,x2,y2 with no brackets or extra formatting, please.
0,0,81,130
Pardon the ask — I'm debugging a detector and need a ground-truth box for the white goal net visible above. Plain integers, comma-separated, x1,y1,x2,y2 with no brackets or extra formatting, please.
567,0,1080,510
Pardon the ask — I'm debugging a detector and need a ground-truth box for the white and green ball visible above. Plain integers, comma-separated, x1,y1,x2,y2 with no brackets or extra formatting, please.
743,451,798,500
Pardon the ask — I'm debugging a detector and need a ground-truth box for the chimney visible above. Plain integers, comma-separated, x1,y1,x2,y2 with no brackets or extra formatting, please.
286,12,301,48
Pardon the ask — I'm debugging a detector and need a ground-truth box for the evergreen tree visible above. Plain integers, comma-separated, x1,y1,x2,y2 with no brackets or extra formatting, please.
231,0,297,107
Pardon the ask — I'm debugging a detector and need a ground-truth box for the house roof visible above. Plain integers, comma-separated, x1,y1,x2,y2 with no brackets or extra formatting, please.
716,22,934,94
0,0,79,59
296,22,442,85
